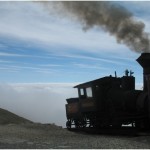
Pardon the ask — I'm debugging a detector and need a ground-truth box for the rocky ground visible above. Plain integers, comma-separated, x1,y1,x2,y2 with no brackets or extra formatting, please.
0,123,150,149
0,108,150,149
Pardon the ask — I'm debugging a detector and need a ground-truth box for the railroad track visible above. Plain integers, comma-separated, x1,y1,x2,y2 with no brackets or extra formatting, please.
66,127,150,136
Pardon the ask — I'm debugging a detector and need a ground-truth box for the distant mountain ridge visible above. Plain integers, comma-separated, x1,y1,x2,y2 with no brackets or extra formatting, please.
0,108,32,124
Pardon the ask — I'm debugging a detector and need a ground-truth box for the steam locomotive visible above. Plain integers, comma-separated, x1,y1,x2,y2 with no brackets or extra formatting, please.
65,53,150,129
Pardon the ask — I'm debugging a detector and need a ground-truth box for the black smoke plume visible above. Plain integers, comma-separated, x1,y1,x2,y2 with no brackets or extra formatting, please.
40,1,150,53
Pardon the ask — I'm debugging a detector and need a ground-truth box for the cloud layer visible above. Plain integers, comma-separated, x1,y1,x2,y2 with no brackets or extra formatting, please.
0,83,78,127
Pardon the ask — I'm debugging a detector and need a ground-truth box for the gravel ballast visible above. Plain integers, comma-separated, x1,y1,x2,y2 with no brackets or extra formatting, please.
0,123,150,149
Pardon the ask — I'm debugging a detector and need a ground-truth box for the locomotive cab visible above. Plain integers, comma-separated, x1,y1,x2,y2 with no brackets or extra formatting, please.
76,85,96,112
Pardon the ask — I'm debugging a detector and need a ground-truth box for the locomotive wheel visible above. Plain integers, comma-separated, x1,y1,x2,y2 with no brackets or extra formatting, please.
135,119,150,130
81,117,87,128
75,119,86,128
112,123,122,129
66,120,71,129
82,120,86,128
75,120,80,128
89,119,96,128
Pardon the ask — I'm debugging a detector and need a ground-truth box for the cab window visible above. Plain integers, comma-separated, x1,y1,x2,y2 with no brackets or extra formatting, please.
79,88,86,99
80,88,84,96
86,87,93,98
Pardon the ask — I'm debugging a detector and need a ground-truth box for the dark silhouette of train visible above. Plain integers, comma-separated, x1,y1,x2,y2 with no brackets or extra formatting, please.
65,53,150,129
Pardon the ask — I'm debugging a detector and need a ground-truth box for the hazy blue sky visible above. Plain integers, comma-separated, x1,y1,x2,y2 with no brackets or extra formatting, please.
0,1,149,84
0,1,149,126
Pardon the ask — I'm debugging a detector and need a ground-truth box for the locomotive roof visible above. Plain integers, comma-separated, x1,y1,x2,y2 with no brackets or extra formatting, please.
74,76,120,88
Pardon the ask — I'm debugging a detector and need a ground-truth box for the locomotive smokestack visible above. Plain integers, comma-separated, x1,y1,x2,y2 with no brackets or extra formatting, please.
137,53,150,120
136,53,150,91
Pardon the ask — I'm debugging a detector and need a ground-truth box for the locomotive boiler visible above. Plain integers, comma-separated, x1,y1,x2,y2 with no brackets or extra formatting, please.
65,53,150,129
